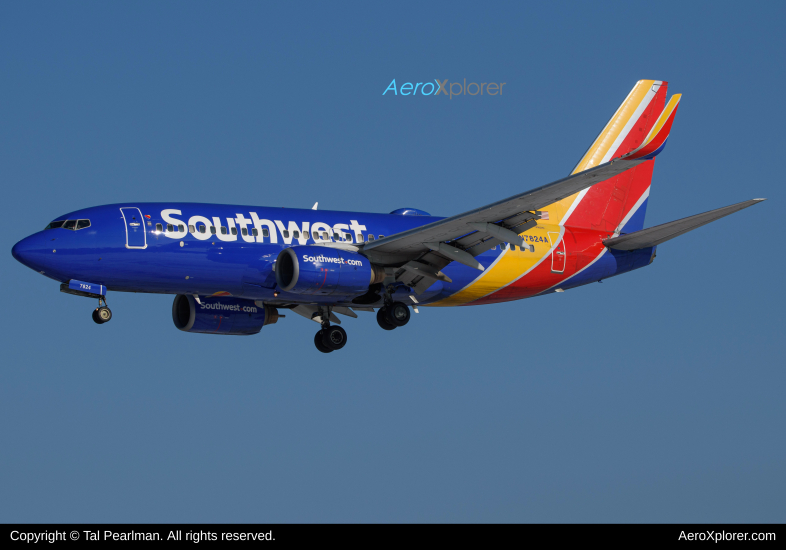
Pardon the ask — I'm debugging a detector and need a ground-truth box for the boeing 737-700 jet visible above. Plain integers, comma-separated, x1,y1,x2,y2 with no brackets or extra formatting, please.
12,80,765,352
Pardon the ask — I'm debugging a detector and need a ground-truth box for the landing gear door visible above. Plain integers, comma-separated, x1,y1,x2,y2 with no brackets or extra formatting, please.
121,207,147,249
548,231,565,273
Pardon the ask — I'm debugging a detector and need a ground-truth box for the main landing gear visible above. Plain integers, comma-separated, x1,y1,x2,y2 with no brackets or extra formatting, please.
376,301,410,330
314,307,348,353
311,297,412,352
92,296,112,324
315,325,347,353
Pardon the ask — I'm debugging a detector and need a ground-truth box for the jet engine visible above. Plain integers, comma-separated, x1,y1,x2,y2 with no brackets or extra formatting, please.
275,246,385,296
172,295,280,335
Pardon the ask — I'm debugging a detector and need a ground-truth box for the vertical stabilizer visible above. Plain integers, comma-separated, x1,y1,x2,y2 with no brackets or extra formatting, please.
549,80,680,234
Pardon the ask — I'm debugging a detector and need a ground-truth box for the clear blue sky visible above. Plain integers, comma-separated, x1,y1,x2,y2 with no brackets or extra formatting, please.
1,1,783,522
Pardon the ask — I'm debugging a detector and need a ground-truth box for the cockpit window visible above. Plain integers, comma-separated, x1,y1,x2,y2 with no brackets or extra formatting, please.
46,219,91,230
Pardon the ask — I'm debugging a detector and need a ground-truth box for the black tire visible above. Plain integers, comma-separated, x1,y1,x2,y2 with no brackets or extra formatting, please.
314,330,333,353
377,308,396,330
386,302,410,327
321,325,347,350
97,306,112,323
92,309,104,324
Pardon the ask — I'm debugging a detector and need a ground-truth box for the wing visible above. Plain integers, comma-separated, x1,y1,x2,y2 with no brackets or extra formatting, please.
362,156,646,268
604,199,766,251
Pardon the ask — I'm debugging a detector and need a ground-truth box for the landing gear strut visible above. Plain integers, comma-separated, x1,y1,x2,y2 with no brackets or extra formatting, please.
92,296,112,324
313,306,348,353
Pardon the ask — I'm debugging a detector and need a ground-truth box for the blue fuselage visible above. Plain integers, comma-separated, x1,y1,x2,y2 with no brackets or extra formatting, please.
11,203,478,306
12,202,655,309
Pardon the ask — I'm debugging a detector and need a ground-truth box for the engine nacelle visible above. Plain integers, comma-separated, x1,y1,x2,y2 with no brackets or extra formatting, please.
275,246,384,296
172,295,280,335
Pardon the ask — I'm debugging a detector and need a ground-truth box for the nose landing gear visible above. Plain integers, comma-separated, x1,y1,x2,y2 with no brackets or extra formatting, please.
92,296,112,324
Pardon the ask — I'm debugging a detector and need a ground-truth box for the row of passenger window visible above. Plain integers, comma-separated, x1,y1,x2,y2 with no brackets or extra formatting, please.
44,220,91,230
153,223,385,243
44,218,520,251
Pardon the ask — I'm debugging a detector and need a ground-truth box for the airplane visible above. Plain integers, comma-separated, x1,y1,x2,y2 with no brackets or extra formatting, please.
11,80,765,353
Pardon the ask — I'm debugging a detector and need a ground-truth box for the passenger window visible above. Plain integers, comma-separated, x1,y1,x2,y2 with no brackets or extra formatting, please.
242,228,248,236
357,234,364,243
368,235,375,241
189,225,195,233
178,224,184,232
45,220,66,230
210,226,216,235
345,234,353,243
220,226,227,235
231,227,237,236
156,223,163,232
167,224,174,232
199,225,206,233
283,230,290,238
511,244,517,251
262,229,269,237
252,228,259,237
322,232,329,240
378,235,385,239
292,231,299,239
313,231,319,240
63,220,77,230
76,219,90,229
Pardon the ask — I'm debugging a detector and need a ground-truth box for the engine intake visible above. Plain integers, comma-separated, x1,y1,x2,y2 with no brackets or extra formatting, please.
275,246,384,296
172,295,279,335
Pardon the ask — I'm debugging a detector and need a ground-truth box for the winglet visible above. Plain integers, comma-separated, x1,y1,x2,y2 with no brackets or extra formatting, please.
622,93,681,160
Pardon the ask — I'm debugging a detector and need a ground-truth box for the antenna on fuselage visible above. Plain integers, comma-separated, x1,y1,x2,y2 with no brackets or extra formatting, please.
312,202,318,210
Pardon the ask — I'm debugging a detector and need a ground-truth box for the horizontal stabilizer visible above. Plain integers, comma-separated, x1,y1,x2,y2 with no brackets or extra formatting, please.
604,199,766,250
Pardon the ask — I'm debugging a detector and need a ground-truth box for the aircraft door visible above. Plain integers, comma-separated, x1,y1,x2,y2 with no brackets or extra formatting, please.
120,207,147,249
548,231,565,273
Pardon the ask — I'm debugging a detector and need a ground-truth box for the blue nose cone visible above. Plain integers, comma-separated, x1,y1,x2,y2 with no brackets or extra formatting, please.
12,233,54,273
12,235,36,266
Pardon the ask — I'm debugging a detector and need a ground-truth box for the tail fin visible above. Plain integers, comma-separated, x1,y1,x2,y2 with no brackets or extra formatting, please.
553,80,680,234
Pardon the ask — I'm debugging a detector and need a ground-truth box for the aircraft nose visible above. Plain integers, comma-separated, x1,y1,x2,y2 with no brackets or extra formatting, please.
12,233,52,271
12,235,35,265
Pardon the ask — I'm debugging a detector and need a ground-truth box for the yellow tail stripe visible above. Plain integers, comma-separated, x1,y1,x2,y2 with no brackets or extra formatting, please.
573,80,659,173
639,93,681,149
